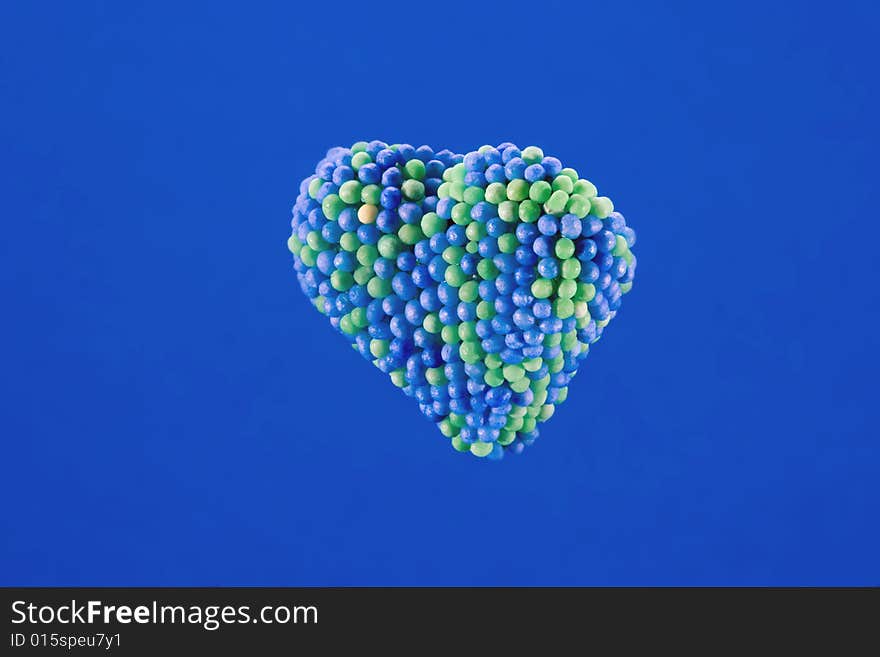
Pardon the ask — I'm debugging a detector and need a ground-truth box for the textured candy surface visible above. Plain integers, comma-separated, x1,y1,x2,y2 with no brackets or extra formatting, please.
288,141,638,459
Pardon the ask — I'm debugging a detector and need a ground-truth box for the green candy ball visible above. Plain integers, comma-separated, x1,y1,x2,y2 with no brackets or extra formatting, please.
476,300,495,319
575,283,596,302
398,224,423,245
338,180,362,204
529,180,552,204
448,181,465,202
553,297,574,319
339,315,356,335
444,264,467,287
507,179,530,202
477,259,498,279
531,278,554,299
557,279,577,299
306,231,328,251
299,245,317,267
466,221,487,242
459,340,483,364
423,313,442,334
339,232,360,252
459,280,479,303
401,179,425,201
441,325,459,344
356,244,378,266
425,366,447,385
470,442,493,458
458,321,478,341
353,265,372,285
308,177,322,200
555,237,575,259
377,235,402,259
404,158,426,180
497,430,516,446
590,196,614,218
521,146,544,164
503,364,525,382
350,307,368,328
566,194,591,218
451,436,470,452
361,184,382,205
421,212,446,237
484,368,505,387
370,339,389,358
497,233,519,254
367,276,391,298
351,151,371,170
463,186,484,205
498,200,518,221
448,412,466,428
321,193,345,220
560,167,578,182
451,202,471,225
523,357,543,372
572,179,597,198
561,258,582,280
518,200,541,223
330,270,353,291
447,163,466,183
442,245,465,265
552,175,574,194
510,377,531,393
545,190,569,215
505,415,523,431
485,182,507,204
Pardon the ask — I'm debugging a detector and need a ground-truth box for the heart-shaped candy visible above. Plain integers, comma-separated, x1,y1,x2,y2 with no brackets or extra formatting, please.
288,141,637,459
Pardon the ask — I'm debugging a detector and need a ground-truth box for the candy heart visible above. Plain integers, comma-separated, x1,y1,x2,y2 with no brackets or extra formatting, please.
287,141,638,459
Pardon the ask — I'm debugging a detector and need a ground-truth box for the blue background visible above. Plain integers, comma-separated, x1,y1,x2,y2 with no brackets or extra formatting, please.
2,1,878,585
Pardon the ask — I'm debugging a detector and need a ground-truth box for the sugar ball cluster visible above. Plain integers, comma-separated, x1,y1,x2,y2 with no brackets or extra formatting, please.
288,141,637,459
